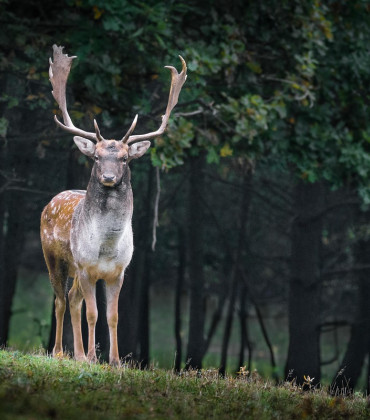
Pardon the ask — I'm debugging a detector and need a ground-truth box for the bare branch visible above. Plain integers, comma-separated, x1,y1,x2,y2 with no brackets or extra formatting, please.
0,170,23,194
174,108,204,118
151,167,161,251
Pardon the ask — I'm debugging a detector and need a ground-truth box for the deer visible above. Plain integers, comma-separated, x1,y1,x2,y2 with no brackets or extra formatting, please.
41,45,187,366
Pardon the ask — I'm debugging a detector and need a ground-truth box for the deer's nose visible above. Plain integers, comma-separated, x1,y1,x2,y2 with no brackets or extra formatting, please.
102,173,117,185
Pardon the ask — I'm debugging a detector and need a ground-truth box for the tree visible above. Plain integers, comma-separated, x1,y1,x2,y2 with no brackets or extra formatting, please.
185,152,206,369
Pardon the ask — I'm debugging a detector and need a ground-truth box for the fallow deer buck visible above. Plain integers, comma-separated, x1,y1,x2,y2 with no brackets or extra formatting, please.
41,45,187,366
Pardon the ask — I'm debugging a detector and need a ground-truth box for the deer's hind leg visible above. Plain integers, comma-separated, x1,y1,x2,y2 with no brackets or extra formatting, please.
44,252,68,357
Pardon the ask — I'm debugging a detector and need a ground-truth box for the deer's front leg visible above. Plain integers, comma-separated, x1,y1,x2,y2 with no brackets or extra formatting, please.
69,278,86,362
106,276,124,366
79,273,98,363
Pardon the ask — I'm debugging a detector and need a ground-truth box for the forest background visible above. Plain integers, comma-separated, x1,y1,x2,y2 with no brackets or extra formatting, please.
1,0,370,393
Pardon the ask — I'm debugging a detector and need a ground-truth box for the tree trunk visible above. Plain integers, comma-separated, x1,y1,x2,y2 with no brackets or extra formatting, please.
174,227,185,372
186,153,206,370
95,279,109,361
203,254,231,356
137,251,151,368
238,283,252,372
0,74,28,346
135,165,154,367
0,187,6,343
117,268,137,360
203,292,227,355
331,238,370,394
0,191,26,345
285,181,325,386
254,297,278,381
219,272,238,376
219,170,252,376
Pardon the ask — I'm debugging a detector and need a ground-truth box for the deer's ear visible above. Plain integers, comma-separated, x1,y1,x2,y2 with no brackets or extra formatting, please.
128,141,151,160
74,136,96,157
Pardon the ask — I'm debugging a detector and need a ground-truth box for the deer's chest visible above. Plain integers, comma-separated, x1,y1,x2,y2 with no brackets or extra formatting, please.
70,212,133,279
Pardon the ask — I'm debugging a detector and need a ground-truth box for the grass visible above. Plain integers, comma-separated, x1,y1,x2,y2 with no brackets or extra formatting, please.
0,349,369,419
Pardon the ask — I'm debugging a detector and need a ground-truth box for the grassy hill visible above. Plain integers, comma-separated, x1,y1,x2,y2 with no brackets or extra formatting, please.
0,349,368,419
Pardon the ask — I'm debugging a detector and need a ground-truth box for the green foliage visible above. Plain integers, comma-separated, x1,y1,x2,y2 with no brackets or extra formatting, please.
144,0,370,203
0,350,369,419
1,0,370,199
151,118,194,170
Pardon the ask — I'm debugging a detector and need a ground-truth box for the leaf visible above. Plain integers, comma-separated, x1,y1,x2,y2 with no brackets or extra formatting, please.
103,16,120,31
70,111,85,120
154,34,166,48
220,143,233,158
132,27,144,38
246,61,262,74
90,105,102,115
0,117,8,137
7,97,19,108
206,148,220,164
150,149,162,167
93,6,104,20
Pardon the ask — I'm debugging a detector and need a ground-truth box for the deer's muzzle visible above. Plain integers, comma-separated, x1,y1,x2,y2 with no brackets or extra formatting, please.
102,173,117,187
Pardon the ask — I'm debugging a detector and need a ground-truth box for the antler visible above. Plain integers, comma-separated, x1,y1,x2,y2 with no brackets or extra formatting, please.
49,45,103,142
122,56,187,144
50,45,187,144
121,114,138,143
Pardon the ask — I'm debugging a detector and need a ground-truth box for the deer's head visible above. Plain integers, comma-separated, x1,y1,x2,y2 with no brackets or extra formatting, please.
73,133,150,187
49,45,187,187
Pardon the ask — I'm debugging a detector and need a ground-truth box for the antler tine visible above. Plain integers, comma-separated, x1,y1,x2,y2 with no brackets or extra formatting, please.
121,114,138,143
94,119,104,142
49,44,98,142
125,56,187,144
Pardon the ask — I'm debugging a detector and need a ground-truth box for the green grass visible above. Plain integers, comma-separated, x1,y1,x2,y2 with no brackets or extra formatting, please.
0,350,369,420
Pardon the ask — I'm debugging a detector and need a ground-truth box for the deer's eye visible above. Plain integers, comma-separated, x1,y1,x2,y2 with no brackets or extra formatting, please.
122,155,128,163
94,155,99,162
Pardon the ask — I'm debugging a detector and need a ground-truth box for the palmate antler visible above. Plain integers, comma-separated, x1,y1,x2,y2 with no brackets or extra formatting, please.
122,56,187,144
49,45,101,141
49,44,187,144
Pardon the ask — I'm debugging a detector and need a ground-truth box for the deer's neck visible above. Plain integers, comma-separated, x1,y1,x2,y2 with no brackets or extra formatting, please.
70,169,134,267
82,171,133,231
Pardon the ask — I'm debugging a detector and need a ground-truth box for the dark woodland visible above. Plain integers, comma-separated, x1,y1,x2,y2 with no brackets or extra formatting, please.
1,0,370,393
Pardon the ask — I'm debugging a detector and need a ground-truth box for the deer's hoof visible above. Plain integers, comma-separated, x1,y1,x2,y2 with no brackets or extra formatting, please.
74,354,88,363
109,358,121,368
87,353,98,363
53,350,65,359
